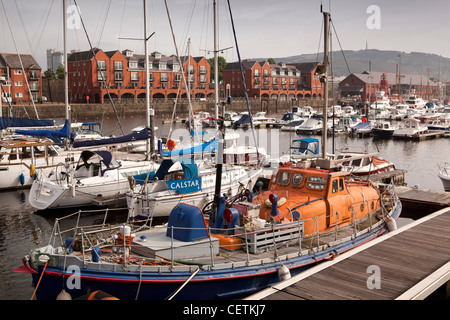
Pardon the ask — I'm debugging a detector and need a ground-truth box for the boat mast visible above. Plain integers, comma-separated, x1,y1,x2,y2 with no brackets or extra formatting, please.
144,0,155,159
213,0,219,124
63,0,71,150
321,9,330,159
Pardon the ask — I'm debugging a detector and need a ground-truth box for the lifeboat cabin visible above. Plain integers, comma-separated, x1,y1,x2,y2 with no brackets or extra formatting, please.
259,160,382,236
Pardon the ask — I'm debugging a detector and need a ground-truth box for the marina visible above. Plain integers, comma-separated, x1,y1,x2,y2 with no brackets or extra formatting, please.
0,0,449,303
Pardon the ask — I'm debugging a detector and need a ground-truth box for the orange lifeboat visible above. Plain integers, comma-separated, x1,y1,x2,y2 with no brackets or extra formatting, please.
257,162,381,237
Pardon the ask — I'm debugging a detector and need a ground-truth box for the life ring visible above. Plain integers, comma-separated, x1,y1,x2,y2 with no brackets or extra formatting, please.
30,164,36,177
167,139,176,151
264,196,287,208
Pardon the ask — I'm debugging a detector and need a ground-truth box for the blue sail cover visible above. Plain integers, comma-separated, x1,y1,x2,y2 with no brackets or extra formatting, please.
161,138,218,157
0,116,54,130
234,113,251,126
73,127,150,148
14,119,70,139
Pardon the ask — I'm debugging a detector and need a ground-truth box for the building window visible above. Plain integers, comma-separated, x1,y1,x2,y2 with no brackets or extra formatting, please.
98,71,106,81
116,82,123,89
97,61,106,70
200,75,206,83
159,63,167,70
29,70,39,79
15,81,23,86
188,65,194,74
30,82,39,90
129,61,138,69
115,72,122,81
161,73,168,82
114,61,123,70
254,69,260,77
200,66,206,74
131,72,139,81
14,70,22,75
173,64,180,72
15,92,23,98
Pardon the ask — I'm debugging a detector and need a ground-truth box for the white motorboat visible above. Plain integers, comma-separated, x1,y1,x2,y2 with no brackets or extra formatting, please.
335,152,396,176
393,118,428,138
0,137,80,190
127,158,262,219
252,112,277,126
295,117,324,135
438,163,450,192
404,94,426,109
371,120,397,137
223,111,240,127
28,150,157,210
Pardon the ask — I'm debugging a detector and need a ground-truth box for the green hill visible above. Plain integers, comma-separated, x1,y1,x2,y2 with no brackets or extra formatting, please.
267,49,450,81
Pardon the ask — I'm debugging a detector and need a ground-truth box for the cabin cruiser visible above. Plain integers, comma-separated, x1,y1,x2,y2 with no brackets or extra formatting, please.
0,137,80,190
371,120,397,137
404,94,426,109
393,118,428,138
28,150,157,210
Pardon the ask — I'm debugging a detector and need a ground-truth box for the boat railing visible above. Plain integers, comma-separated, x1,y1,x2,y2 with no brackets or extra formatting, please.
47,185,399,268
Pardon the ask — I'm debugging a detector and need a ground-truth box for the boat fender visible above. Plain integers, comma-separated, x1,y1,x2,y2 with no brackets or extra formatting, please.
87,290,119,300
19,173,25,185
30,164,35,177
387,217,397,231
56,289,72,300
278,264,291,282
269,194,279,217
91,246,101,263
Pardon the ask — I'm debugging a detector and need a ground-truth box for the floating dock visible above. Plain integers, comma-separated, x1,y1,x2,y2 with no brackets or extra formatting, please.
245,207,450,300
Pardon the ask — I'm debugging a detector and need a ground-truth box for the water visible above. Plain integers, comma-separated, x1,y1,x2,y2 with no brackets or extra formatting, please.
1,116,448,299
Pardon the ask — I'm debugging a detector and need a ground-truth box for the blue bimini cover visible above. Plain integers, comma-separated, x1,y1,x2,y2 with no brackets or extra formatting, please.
166,203,208,242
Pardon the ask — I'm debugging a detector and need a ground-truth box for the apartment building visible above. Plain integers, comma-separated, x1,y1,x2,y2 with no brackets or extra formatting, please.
68,48,213,104
222,60,324,100
0,53,42,104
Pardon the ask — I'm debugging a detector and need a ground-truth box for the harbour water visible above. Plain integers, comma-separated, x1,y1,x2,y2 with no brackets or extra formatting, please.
1,116,449,300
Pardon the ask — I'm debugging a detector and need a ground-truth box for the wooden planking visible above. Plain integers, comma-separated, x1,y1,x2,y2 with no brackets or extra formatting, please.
254,208,450,300
396,186,450,206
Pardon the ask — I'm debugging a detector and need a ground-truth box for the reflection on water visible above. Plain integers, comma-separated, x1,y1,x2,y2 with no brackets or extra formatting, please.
1,117,449,299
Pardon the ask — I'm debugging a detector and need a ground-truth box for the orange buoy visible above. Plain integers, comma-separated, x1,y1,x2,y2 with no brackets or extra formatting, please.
87,290,119,300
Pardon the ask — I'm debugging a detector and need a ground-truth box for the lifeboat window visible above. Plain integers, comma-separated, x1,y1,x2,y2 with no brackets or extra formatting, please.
277,171,290,186
307,176,326,190
291,173,304,186
332,179,338,193
339,178,344,191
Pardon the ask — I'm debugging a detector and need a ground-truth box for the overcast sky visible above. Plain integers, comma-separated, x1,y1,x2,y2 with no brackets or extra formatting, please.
0,0,449,70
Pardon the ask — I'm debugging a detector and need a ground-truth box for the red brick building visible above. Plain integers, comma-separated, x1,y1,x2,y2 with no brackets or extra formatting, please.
222,60,324,100
68,48,213,103
338,71,440,102
0,53,42,104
